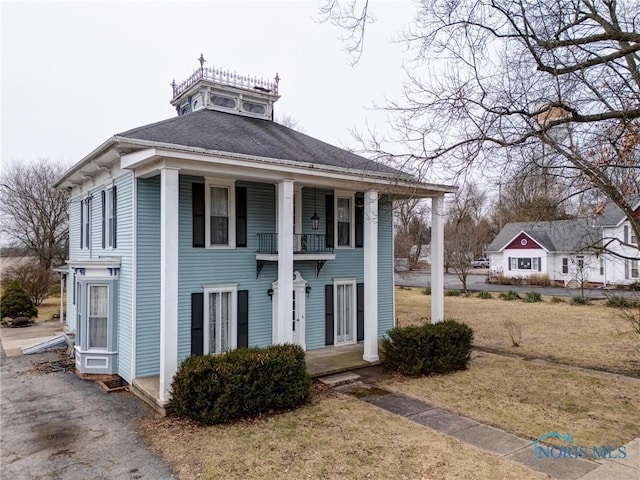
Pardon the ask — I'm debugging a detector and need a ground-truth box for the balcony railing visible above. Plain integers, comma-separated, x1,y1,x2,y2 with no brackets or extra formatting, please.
256,233,333,255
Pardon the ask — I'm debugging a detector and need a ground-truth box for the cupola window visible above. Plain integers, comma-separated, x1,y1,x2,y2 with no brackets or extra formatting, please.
211,95,236,109
242,101,266,115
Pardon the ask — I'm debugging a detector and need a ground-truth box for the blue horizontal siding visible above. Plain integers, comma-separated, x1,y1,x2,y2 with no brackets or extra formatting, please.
135,176,161,378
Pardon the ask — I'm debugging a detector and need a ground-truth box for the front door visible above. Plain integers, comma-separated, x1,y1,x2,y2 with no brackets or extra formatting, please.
272,271,307,349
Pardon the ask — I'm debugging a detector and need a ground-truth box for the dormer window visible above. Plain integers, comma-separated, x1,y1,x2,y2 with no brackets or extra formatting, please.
211,94,236,109
242,101,266,115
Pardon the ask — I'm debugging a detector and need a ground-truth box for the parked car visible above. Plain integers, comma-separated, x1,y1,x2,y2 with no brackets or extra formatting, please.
471,258,490,268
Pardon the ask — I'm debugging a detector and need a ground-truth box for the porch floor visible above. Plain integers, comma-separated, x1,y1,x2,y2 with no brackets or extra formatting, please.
131,343,379,414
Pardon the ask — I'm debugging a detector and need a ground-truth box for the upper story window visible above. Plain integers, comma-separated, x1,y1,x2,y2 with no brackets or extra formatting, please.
80,197,91,249
205,178,236,248
336,193,354,247
102,187,117,249
211,94,236,109
242,101,266,115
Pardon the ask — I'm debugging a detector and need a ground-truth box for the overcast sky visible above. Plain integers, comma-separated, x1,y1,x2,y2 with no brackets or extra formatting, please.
1,0,417,170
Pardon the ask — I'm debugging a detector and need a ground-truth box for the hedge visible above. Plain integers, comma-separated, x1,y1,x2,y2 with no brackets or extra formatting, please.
166,344,312,424
381,320,473,376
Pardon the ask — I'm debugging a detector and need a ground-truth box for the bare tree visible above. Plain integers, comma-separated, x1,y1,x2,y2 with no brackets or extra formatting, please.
321,0,640,255
0,160,69,268
445,183,491,292
275,114,306,133
394,198,430,270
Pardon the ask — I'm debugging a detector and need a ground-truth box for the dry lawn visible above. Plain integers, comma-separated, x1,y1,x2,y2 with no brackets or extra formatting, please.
141,392,547,480
395,287,640,376
384,352,640,448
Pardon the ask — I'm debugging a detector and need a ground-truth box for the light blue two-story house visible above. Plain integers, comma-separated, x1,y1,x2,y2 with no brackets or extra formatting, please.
55,61,454,405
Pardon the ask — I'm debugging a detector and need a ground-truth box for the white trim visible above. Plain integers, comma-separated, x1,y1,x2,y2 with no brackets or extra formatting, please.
334,277,357,346
87,284,109,350
363,190,379,362
159,166,180,403
131,174,137,382
335,191,355,248
431,197,444,323
204,177,236,248
203,284,238,354
271,272,307,350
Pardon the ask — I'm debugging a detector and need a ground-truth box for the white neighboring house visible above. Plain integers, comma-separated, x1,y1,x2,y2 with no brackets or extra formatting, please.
487,199,640,287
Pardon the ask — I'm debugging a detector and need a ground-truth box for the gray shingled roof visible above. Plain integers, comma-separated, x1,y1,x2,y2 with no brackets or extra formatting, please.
594,196,640,226
487,219,600,253
117,108,406,177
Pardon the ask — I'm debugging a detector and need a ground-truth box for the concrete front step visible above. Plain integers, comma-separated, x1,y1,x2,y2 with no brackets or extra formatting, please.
317,372,361,387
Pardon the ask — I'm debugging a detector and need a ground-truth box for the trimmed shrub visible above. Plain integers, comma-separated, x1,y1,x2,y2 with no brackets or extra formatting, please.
445,289,461,297
477,291,493,299
422,287,431,296
166,344,312,425
381,320,473,376
524,291,542,303
571,295,591,306
1,280,38,319
550,296,565,304
499,290,521,301
629,282,640,291
528,273,551,287
605,296,639,308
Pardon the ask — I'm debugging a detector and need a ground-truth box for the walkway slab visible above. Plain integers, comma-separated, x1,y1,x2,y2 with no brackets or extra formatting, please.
363,393,434,417
452,424,530,455
318,372,361,387
506,445,598,480
577,460,640,480
408,408,478,434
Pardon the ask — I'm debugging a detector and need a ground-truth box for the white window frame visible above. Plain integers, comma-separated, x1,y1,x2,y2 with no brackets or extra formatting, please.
632,260,639,279
510,257,517,270
532,257,540,271
87,284,109,351
105,187,116,249
335,191,355,248
203,284,238,354
205,178,236,248
334,278,357,345
81,197,91,250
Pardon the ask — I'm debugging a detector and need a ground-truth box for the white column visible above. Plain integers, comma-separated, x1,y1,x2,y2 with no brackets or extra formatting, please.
59,274,65,324
363,190,379,362
159,167,180,402
276,179,294,344
431,196,445,323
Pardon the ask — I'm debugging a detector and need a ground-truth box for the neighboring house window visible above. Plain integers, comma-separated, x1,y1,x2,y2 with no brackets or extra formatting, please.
518,258,532,270
576,256,585,269
336,193,354,247
88,285,108,349
600,258,605,276
205,179,236,247
102,187,117,249
631,260,639,279
204,285,238,354
562,258,569,274
80,197,91,249
510,257,517,270
509,257,542,271
335,278,356,344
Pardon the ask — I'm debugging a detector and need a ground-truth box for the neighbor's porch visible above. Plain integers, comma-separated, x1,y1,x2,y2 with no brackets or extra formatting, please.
130,343,376,415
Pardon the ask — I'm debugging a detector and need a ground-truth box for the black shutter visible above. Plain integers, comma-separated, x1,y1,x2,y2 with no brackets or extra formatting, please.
192,183,205,248
236,186,247,248
355,193,364,248
237,290,249,348
325,284,334,346
113,186,117,248
191,293,204,356
624,225,629,244
357,282,364,342
508,257,512,271
325,193,334,249
538,257,542,272
80,200,84,248
101,190,106,248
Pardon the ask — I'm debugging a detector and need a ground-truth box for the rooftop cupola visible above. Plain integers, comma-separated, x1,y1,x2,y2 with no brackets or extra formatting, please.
170,54,280,120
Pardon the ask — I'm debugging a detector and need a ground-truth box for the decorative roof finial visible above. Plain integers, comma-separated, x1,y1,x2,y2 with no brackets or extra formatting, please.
198,53,206,70
170,79,177,95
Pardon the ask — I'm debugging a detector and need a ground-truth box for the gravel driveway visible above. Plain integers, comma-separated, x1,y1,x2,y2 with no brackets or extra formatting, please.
1,352,174,479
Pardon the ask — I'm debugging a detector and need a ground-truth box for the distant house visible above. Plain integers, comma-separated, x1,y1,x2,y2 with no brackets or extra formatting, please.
487,199,640,286
54,60,455,404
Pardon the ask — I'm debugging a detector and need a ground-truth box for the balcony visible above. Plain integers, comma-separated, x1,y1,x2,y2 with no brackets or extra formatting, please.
256,233,335,278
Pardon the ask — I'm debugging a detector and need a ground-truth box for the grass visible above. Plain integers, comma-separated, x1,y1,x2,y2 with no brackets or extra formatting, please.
395,287,640,376
384,352,640,448
141,392,546,480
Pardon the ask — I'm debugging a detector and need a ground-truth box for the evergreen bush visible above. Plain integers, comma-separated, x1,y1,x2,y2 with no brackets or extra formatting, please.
381,320,473,376
524,291,543,303
477,291,493,299
1,280,38,319
166,344,311,425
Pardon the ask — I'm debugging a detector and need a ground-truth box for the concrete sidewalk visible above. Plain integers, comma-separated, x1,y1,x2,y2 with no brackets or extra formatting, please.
326,373,639,480
0,321,65,358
